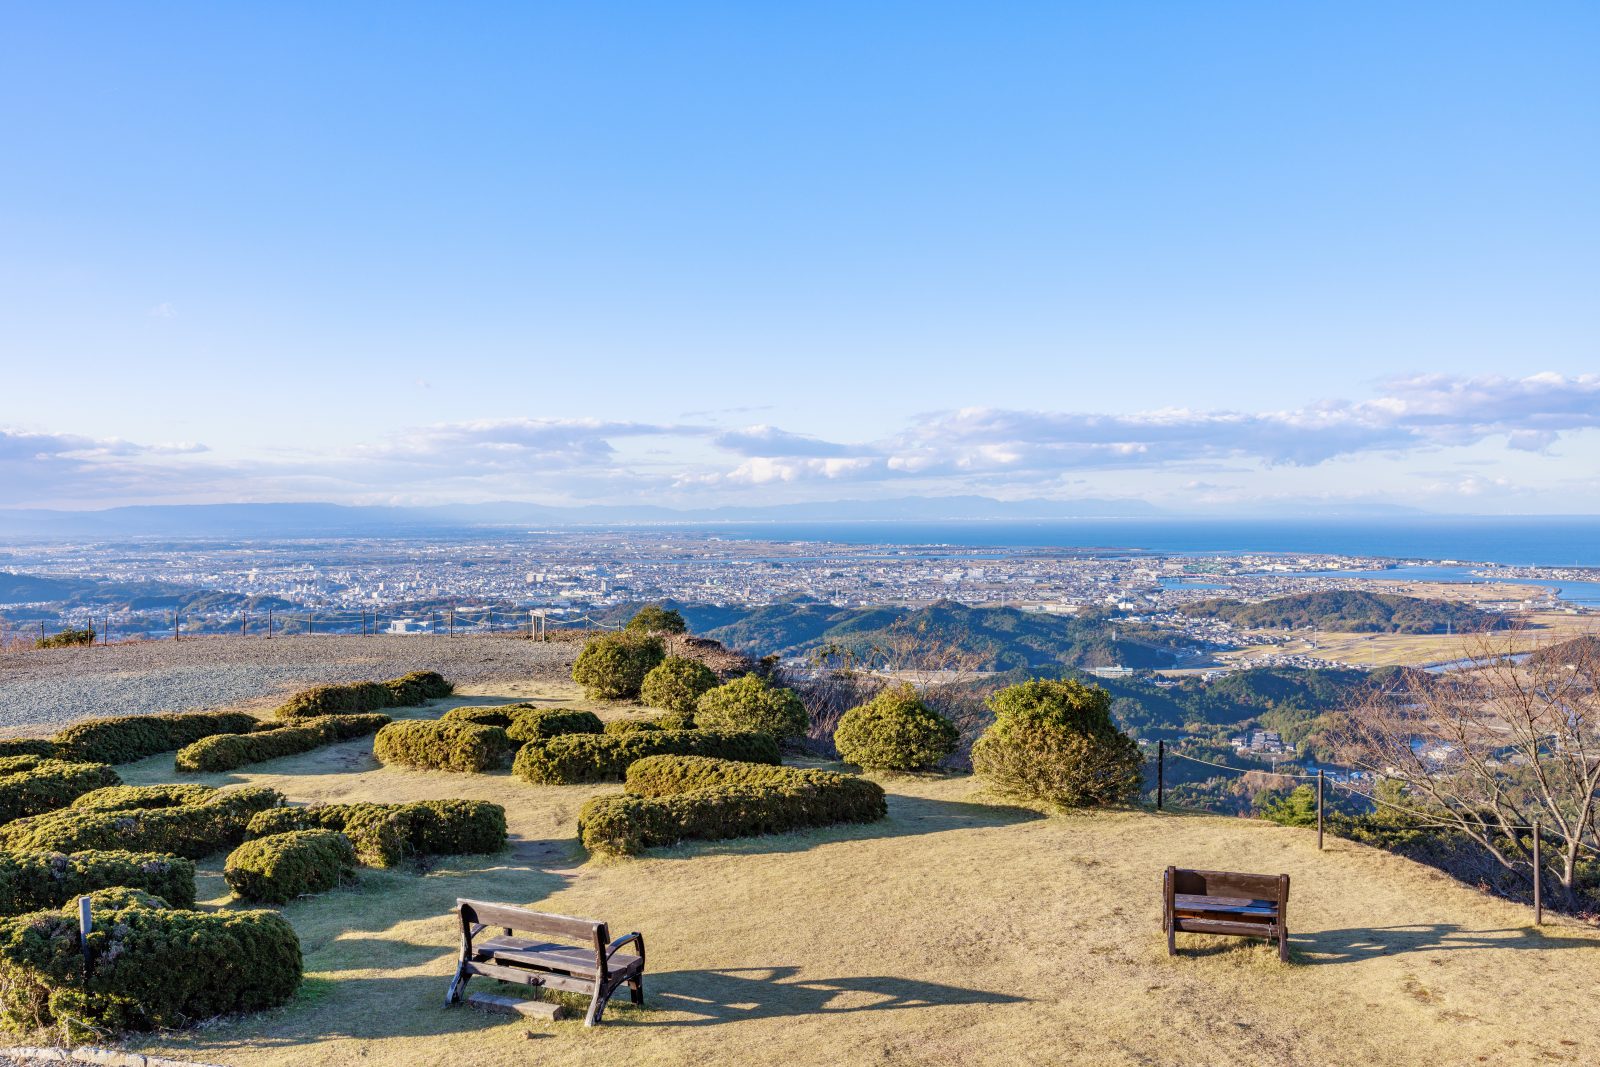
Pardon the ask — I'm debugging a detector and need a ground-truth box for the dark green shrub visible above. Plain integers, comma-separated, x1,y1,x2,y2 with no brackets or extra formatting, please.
0,787,284,857
971,678,1143,809
372,720,512,772
626,604,687,634
174,714,391,772
440,704,528,728
383,670,454,706
651,709,696,730
0,893,301,1034
695,675,809,742
71,783,215,812
603,719,661,735
513,729,779,785
579,777,887,856
624,754,862,796
833,684,959,771
34,628,95,649
0,849,196,914
275,681,391,719
245,799,506,867
641,656,718,714
72,886,169,912
0,760,122,825
52,711,260,765
223,830,357,904
571,632,665,700
0,740,60,761
0,756,43,777
503,708,605,744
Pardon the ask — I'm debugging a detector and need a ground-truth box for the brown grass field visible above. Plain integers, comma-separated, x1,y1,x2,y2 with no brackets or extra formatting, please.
88,680,1600,1067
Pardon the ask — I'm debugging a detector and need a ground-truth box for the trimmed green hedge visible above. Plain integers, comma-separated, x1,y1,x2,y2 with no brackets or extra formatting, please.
833,684,959,771
385,670,454,705
505,708,606,743
0,760,122,825
245,799,507,867
372,720,512,772
695,675,810,742
578,776,887,856
622,754,858,796
175,713,391,772
0,740,60,761
224,830,357,904
0,849,196,914
52,711,260,765
70,783,215,813
0,891,301,1035
0,787,284,858
274,671,453,720
513,729,779,785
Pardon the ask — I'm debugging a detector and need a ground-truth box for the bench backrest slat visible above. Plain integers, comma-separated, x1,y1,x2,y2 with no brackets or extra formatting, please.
457,899,605,943
1170,869,1285,903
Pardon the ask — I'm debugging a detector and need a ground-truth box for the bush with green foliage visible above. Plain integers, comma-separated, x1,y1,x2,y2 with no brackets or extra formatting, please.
384,670,454,705
603,718,660,735
833,684,958,771
70,783,214,813
0,759,121,825
52,711,261,765
579,775,887,856
372,720,512,772
622,753,861,797
514,729,779,785
641,656,719,714
0,849,196,915
1256,784,1319,827
0,740,60,761
273,671,452,720
971,678,1143,809
34,628,95,649
626,604,688,634
695,675,809,742
571,632,666,700
223,830,357,904
174,713,391,772
504,708,606,743
0,890,301,1035
246,799,506,867
0,787,283,858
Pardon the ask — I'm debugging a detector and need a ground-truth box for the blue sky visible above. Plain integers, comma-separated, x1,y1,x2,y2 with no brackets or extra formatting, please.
2,2,1597,513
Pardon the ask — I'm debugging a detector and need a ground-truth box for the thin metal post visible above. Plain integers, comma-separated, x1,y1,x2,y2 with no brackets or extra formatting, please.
267,607,273,638
173,612,179,642
104,612,109,646
1532,819,1542,926
241,611,247,637
1317,770,1325,850
78,896,92,974
307,613,313,636
448,608,454,638
1157,740,1165,811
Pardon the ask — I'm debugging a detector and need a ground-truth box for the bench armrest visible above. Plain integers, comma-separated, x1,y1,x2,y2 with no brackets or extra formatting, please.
606,931,644,959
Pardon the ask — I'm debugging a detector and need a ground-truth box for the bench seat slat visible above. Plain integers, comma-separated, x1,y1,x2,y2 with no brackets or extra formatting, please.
1173,894,1279,917
475,936,643,978
1173,917,1281,939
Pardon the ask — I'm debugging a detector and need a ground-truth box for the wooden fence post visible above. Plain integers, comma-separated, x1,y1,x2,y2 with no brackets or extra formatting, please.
1317,770,1325,851
172,612,179,642
267,607,273,638
1157,740,1164,811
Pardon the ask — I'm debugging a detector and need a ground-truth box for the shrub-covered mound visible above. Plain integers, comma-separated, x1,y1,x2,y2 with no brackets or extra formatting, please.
833,684,959,771
579,759,886,856
224,829,358,904
695,674,810,742
0,849,197,915
246,799,506,867
70,783,215,812
971,678,1143,810
571,632,666,700
0,760,122,825
275,670,453,720
0,787,284,857
372,720,512,773
0,740,60,761
175,713,391,772
443,704,606,743
0,890,301,1034
641,656,719,714
514,729,780,785
52,711,260,765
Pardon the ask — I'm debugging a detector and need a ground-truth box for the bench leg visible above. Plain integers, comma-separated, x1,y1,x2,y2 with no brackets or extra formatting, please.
583,985,610,1027
628,974,644,1006
445,964,469,1007
1166,921,1176,956
1277,926,1289,964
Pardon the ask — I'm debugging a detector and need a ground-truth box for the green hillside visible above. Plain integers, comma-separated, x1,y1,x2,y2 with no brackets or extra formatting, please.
1180,590,1503,634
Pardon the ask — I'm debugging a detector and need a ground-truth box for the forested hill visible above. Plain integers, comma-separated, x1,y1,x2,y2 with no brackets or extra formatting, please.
1179,590,1504,634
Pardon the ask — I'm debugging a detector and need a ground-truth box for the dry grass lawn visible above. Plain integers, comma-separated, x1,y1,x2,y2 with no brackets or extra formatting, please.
94,680,1600,1067
1221,610,1595,669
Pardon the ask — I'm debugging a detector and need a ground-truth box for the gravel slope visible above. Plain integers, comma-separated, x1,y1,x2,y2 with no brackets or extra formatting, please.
0,634,580,735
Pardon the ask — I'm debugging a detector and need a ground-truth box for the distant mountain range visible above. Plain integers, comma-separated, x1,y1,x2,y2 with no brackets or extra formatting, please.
0,496,1163,539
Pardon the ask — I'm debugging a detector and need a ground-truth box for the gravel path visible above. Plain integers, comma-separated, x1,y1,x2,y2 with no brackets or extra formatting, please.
0,634,580,735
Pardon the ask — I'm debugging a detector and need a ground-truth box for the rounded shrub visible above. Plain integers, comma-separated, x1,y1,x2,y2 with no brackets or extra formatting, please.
246,799,506,868
0,760,122,824
52,711,260,764
0,849,197,914
971,678,1143,809
624,754,865,796
175,713,390,773
372,720,513,772
626,604,687,634
695,675,809,742
224,829,358,904
833,684,959,771
641,656,719,714
71,783,215,812
0,740,60,761
503,708,605,744
513,729,780,785
0,786,284,857
571,632,666,700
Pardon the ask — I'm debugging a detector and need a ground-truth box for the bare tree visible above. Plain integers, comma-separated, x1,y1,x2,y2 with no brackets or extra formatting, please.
1334,628,1600,902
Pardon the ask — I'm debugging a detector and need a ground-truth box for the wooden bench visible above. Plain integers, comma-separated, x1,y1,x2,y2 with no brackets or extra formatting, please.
445,898,645,1026
1163,866,1290,962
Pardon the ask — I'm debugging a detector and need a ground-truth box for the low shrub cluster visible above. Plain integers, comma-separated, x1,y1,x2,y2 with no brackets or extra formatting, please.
71,783,216,812
0,890,301,1035
0,760,122,825
640,656,718,714
223,830,358,904
175,713,391,772
34,628,95,649
626,604,688,634
695,675,810,742
274,670,453,720
372,720,513,772
513,729,780,785
443,704,605,743
246,799,507,867
0,787,284,858
52,711,260,765
833,684,959,771
0,740,61,761
0,849,196,915
971,679,1143,810
579,760,886,857
571,632,665,700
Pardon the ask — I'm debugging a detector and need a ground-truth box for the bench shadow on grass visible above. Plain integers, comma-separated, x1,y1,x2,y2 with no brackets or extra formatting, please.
1296,923,1600,964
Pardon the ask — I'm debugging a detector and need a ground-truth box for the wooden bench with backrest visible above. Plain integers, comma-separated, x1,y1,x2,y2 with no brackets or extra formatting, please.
1163,866,1290,962
445,899,645,1026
